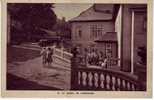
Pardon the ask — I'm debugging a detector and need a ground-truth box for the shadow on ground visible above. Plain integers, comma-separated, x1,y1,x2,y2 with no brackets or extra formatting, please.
7,73,61,90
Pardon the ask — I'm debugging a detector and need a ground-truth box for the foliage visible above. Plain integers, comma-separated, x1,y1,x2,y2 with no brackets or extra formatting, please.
8,3,57,42
52,17,71,39
8,3,57,30
137,46,147,65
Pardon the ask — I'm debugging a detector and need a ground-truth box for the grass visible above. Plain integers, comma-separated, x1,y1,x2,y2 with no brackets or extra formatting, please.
7,46,40,63
7,73,60,90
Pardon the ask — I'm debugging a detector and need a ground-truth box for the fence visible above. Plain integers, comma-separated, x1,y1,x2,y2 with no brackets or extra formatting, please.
52,47,73,67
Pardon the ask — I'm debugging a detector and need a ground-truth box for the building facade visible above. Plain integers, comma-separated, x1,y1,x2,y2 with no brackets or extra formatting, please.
115,4,147,73
70,4,147,74
70,4,118,58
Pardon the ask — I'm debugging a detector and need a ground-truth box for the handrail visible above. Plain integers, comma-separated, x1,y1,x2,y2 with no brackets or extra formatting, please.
71,63,140,91
53,48,73,61
52,47,72,68
75,67,138,85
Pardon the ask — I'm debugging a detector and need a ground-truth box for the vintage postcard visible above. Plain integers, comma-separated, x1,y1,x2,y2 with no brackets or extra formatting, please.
1,0,153,98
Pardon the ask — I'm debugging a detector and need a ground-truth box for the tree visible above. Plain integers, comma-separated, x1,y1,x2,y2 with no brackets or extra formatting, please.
52,17,71,39
8,3,57,42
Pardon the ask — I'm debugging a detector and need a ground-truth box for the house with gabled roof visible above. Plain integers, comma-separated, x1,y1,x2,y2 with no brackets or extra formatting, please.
69,4,118,58
69,3,147,77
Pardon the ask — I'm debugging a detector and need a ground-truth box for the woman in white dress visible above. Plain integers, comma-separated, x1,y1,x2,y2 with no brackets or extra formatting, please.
101,58,108,69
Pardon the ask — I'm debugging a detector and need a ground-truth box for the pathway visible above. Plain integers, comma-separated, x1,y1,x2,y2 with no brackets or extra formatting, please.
7,56,71,90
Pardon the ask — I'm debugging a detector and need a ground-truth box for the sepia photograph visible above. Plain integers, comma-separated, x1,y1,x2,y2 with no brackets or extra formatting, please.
1,0,152,98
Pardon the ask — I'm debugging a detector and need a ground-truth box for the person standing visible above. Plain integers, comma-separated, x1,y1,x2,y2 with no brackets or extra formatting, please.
40,47,47,66
46,47,53,66
98,51,104,66
84,48,88,66
87,47,92,65
95,49,99,65
91,48,96,65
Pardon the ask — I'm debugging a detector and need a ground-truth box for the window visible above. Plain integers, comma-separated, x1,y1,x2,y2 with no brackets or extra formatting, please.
78,30,82,38
90,24,103,39
105,43,112,57
75,25,82,39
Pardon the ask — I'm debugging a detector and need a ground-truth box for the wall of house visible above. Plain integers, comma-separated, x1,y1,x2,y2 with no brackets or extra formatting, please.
71,21,114,48
133,9,147,73
115,5,122,66
120,4,147,72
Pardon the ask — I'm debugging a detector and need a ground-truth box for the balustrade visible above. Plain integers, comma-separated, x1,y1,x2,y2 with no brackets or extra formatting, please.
70,49,143,91
71,66,139,91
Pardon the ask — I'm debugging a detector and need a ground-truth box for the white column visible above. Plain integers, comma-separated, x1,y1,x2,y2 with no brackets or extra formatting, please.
131,11,135,74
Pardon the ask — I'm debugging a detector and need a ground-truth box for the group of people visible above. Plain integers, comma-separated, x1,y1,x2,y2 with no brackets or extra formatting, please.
72,47,108,68
40,45,108,68
86,49,108,68
40,47,54,67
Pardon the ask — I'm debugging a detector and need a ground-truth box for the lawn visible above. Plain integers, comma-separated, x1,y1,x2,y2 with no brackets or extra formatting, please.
7,46,40,63
7,73,60,90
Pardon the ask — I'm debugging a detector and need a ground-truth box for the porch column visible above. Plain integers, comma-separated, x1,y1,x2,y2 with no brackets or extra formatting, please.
131,11,135,74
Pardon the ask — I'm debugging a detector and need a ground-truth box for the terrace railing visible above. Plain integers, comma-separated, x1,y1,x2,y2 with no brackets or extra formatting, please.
71,56,143,91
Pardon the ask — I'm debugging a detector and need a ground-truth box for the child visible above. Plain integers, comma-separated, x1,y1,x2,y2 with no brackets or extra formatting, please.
40,47,47,66
46,47,53,66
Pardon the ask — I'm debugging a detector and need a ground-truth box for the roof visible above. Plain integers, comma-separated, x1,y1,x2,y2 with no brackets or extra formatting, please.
94,4,114,13
69,4,114,22
94,32,117,42
40,28,57,36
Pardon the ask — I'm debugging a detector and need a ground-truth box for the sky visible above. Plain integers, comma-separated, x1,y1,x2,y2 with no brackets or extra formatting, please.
53,3,93,21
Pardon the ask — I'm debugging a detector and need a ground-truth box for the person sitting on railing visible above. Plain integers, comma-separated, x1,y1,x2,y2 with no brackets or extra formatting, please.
100,57,108,69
